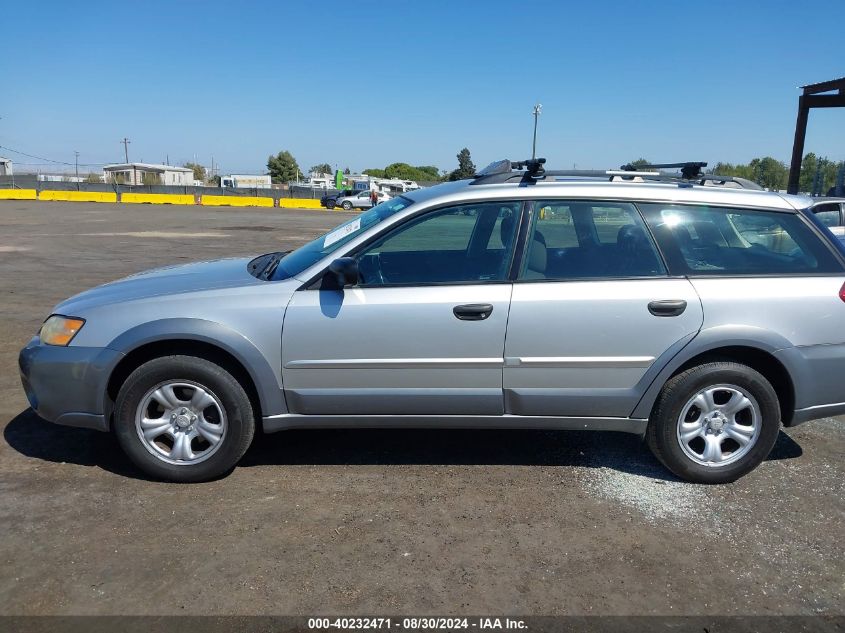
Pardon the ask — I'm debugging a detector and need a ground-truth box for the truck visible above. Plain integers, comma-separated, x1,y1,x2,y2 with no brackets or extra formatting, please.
220,174,272,189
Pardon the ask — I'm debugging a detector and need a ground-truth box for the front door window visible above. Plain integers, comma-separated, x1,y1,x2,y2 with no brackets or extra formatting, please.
356,202,521,286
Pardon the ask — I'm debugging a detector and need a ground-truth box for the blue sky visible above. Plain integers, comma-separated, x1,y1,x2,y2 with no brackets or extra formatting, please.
2,0,844,175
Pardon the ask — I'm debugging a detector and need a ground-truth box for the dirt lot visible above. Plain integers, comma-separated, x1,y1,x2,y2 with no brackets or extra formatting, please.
0,201,842,616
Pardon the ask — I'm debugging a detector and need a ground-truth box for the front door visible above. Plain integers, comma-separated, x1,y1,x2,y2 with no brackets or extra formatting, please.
504,200,704,418
281,201,522,416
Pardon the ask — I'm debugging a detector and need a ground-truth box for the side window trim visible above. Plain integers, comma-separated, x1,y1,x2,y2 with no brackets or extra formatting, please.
507,200,533,280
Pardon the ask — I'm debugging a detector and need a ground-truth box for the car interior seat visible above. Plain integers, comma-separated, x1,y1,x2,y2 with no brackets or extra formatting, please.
524,230,547,279
616,224,660,275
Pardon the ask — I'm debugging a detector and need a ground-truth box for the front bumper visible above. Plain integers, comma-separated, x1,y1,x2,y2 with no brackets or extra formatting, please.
18,337,124,432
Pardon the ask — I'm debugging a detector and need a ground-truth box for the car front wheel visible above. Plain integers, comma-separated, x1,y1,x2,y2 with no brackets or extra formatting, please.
646,361,780,484
341,201,352,210
114,355,255,482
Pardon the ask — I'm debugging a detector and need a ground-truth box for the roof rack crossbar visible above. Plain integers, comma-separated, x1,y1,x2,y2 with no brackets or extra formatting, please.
620,161,708,179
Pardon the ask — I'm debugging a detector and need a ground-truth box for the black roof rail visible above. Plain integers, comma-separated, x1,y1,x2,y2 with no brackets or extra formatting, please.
471,158,762,190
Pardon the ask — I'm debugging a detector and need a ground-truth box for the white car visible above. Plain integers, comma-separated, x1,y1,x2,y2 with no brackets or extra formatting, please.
336,190,391,210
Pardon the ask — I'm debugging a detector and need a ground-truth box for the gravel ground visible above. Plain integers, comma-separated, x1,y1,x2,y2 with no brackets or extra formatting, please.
0,201,842,616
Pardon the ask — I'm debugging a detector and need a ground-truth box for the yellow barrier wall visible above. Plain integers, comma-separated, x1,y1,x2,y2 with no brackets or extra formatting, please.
201,195,274,208
121,193,195,205
0,189,38,200
39,190,117,203
278,198,325,209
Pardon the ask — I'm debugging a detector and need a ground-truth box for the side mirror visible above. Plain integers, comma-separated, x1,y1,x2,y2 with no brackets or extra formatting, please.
328,257,359,287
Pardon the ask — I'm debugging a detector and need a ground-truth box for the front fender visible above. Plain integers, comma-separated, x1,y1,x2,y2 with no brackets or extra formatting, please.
105,318,286,417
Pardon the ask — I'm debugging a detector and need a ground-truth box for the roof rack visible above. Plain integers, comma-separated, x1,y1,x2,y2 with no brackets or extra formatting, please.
620,161,707,179
471,158,762,190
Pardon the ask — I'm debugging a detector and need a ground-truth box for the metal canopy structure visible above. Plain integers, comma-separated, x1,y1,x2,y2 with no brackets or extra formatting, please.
787,77,845,194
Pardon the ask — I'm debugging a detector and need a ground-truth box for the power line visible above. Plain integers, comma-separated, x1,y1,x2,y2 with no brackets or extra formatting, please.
0,144,108,166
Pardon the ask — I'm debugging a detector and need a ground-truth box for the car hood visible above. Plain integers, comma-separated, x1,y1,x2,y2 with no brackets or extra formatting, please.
55,257,262,314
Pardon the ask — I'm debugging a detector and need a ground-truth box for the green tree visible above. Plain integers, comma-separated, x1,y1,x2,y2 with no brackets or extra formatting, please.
364,163,443,182
267,150,301,183
711,161,736,176
748,157,788,191
625,158,651,169
183,162,206,183
820,158,844,195
310,163,332,175
413,165,442,181
85,172,102,183
799,153,818,193
712,161,757,182
343,167,351,175
383,162,415,179
447,148,476,181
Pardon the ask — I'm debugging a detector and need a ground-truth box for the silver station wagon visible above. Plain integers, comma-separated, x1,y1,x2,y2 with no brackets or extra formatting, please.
19,159,845,483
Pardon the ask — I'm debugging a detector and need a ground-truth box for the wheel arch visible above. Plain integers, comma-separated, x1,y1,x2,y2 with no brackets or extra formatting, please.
103,319,286,428
632,328,797,425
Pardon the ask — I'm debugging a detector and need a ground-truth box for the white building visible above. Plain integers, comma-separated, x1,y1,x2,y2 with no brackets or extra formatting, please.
0,157,12,176
103,163,193,186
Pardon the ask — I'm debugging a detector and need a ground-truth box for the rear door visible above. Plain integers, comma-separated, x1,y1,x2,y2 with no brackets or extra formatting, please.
281,200,522,416
638,202,845,412
504,200,704,418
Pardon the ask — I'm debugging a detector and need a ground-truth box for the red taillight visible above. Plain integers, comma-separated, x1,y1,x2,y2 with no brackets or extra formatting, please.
840,282,845,303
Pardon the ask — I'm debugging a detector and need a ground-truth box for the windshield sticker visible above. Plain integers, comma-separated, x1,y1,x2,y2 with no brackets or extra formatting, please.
323,218,361,248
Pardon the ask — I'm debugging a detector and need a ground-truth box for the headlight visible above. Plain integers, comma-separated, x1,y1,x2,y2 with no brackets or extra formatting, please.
40,315,85,346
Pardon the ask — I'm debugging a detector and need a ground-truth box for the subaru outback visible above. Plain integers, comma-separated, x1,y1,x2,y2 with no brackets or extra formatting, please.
19,160,845,483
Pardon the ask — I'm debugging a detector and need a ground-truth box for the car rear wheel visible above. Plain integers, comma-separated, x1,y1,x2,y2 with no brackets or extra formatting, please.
114,355,255,482
646,361,780,484
342,201,353,210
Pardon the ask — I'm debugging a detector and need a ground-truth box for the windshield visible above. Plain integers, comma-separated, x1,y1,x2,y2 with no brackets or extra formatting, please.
270,196,414,280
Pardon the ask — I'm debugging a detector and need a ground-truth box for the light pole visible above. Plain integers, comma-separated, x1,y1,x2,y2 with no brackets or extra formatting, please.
531,103,542,160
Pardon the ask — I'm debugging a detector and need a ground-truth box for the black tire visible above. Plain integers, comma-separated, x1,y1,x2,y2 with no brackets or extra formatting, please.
342,201,352,210
326,202,335,210
646,361,781,484
114,355,255,482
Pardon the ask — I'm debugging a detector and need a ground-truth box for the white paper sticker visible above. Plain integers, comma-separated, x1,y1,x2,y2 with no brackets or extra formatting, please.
323,218,361,248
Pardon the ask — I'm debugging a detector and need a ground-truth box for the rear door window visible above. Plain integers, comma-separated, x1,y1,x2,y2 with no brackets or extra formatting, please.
639,203,842,275
519,201,665,280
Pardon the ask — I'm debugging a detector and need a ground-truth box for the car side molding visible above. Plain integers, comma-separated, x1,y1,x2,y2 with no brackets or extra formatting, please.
262,413,648,435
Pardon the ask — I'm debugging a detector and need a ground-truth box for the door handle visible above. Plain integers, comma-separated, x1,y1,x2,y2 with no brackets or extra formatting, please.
648,300,687,317
453,304,494,321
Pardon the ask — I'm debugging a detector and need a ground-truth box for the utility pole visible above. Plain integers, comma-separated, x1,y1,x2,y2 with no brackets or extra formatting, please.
121,137,131,163
74,151,79,179
531,103,542,160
